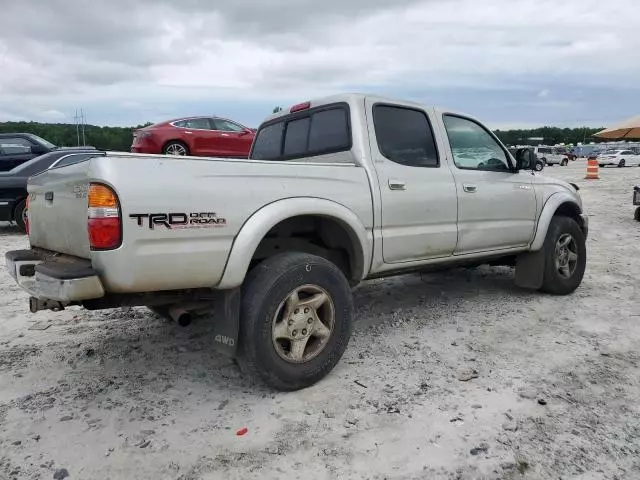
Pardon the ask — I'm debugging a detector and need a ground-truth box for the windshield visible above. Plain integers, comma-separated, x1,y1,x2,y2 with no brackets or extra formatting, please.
28,134,56,149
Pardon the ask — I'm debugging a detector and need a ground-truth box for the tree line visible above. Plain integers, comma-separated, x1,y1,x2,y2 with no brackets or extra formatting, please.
0,121,152,152
0,121,606,151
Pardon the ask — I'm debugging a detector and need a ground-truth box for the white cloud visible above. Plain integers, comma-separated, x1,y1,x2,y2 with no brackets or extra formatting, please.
40,110,66,121
0,0,639,127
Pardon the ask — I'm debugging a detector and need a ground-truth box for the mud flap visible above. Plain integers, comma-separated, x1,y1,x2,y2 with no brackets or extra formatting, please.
514,250,545,290
211,287,241,357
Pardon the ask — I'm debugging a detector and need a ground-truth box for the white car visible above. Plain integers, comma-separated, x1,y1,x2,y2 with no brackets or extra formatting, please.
535,147,569,166
597,149,640,168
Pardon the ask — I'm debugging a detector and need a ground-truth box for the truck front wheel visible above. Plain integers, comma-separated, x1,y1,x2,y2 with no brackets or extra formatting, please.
237,252,353,391
540,216,586,295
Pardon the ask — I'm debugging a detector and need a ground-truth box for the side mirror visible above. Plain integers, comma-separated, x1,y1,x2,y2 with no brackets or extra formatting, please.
514,148,532,170
30,145,47,155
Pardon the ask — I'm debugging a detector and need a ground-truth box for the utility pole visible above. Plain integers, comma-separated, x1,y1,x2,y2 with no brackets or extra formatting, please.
81,108,86,146
74,110,80,146
73,109,87,146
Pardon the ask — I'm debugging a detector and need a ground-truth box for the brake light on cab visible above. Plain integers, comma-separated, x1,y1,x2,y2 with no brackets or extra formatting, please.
88,183,121,250
290,101,310,113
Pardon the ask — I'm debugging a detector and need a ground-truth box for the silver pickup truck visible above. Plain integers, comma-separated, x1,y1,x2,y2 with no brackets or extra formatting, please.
5,94,588,390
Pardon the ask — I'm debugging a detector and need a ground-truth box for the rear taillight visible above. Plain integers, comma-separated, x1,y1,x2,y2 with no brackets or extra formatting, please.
24,195,30,235
88,183,121,250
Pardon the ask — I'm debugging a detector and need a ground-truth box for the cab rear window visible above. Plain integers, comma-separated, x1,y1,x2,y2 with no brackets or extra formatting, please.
251,103,351,161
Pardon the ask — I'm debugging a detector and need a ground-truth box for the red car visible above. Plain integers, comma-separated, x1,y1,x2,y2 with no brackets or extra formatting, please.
131,116,256,158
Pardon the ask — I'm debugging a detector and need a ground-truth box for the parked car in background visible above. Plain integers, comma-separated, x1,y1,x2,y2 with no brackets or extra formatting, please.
0,133,58,172
131,116,256,158
0,149,100,231
597,149,640,168
535,146,569,167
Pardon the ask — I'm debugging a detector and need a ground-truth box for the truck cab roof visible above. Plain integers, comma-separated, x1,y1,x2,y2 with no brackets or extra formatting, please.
264,93,473,124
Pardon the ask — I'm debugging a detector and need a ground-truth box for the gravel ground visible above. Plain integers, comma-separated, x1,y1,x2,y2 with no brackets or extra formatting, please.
1,161,639,480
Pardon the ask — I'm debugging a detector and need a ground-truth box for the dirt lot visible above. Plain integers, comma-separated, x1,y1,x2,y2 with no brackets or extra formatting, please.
1,161,639,480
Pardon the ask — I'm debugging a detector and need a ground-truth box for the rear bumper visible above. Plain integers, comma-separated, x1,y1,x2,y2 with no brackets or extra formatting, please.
5,249,105,302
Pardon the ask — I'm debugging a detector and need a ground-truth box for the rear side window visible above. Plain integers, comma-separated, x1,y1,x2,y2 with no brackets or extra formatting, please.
252,122,284,160
373,105,439,167
308,108,350,152
283,117,311,157
0,137,33,155
251,103,351,161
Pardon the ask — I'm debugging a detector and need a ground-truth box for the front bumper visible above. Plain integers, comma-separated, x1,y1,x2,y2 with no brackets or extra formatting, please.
5,249,105,302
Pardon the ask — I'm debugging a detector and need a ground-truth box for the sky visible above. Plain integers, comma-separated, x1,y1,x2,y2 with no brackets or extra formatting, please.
1,0,639,129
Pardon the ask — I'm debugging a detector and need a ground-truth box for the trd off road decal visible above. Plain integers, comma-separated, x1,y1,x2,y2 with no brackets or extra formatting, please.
129,212,227,230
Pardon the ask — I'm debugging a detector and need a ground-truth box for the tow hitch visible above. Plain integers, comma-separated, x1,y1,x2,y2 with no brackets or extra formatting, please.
29,297,68,313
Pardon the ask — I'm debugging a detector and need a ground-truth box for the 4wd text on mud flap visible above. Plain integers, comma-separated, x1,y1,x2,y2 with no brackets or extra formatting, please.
214,334,235,346
129,212,227,229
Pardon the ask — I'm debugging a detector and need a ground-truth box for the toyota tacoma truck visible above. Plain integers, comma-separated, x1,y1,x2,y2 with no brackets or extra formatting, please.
5,94,588,391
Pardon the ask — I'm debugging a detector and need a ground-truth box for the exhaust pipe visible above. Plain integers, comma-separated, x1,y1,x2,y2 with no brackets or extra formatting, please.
168,306,192,327
167,302,210,327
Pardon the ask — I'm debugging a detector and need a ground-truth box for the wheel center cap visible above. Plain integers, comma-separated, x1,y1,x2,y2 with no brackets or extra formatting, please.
289,308,314,338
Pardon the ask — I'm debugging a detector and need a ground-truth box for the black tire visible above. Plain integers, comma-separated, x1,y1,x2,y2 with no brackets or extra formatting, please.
540,216,586,295
237,252,353,391
561,159,568,166
14,199,27,233
163,141,189,156
635,207,640,222
534,161,544,172
599,164,605,168
618,159,625,168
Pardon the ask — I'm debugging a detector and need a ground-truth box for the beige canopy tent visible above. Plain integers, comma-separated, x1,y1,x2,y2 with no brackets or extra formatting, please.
594,116,640,140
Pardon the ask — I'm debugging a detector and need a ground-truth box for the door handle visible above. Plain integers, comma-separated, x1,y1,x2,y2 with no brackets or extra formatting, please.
388,180,406,191
463,184,477,193
185,131,193,134
221,133,230,137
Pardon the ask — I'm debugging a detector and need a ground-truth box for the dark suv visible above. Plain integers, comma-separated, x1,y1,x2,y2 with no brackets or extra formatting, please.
0,133,60,172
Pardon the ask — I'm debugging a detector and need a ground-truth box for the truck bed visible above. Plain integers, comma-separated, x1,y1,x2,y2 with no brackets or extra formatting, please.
27,153,373,293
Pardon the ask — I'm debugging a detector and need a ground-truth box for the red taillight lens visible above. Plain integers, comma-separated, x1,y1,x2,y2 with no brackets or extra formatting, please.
88,183,121,250
88,218,121,249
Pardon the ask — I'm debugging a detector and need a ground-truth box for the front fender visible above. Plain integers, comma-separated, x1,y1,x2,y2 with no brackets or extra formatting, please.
530,192,583,251
216,197,371,289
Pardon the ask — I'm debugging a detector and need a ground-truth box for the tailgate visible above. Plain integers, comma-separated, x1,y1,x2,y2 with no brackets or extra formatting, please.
28,160,93,259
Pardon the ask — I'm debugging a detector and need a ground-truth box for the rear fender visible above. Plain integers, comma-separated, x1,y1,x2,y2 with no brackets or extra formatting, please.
216,197,370,289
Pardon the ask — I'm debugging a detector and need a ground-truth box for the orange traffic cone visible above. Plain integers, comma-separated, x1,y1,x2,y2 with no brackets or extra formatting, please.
585,156,599,180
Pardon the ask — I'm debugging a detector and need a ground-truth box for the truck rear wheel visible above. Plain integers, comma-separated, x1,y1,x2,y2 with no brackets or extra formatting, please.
237,252,353,391
539,216,586,295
